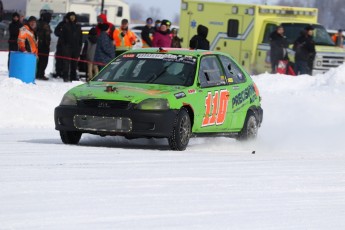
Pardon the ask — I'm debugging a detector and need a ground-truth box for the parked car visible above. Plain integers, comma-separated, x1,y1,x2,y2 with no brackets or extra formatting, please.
54,48,263,150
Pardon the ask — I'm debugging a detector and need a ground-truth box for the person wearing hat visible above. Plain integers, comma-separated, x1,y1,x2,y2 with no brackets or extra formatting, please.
154,20,161,33
36,11,52,80
141,17,154,48
113,19,137,55
18,16,38,55
293,25,316,75
189,24,210,50
94,23,115,72
332,29,344,48
60,12,82,82
152,20,172,48
8,12,23,69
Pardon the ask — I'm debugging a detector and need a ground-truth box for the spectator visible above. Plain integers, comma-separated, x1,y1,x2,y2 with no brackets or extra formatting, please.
17,16,38,55
94,23,115,71
95,13,115,38
293,25,316,75
141,17,154,48
53,15,68,78
152,21,172,48
154,19,161,33
36,11,52,80
269,25,288,73
189,24,210,50
60,12,82,82
171,28,182,48
332,29,344,48
84,27,99,81
113,19,136,55
8,12,23,69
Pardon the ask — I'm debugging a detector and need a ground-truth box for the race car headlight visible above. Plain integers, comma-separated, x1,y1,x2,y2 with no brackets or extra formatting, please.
135,98,170,110
60,93,77,106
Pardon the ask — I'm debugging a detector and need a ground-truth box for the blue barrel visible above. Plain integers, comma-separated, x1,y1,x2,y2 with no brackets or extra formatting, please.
9,51,37,84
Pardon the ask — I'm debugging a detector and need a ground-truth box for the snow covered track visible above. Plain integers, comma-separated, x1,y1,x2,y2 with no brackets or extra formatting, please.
1,53,345,229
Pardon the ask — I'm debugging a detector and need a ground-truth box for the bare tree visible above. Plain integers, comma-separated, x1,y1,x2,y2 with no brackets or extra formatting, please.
276,0,307,7
314,0,345,29
130,3,145,21
147,7,161,21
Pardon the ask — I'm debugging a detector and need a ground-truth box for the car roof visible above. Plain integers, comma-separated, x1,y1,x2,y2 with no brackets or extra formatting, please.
125,48,224,57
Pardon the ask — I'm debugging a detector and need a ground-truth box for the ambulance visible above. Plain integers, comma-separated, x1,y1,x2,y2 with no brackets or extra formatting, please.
179,0,345,75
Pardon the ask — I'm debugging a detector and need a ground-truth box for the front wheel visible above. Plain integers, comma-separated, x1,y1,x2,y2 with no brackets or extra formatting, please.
237,111,258,141
168,109,191,151
60,131,82,144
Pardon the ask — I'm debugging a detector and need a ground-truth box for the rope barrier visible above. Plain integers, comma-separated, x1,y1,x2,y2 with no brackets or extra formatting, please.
0,49,107,66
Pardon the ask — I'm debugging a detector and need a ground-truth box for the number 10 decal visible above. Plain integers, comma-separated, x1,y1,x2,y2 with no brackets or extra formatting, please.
202,90,230,126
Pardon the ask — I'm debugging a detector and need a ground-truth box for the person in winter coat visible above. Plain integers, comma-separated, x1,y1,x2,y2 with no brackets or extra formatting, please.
189,24,210,50
8,12,23,69
17,16,38,55
269,25,289,73
171,28,182,48
95,13,115,38
36,11,52,80
293,25,316,75
60,12,82,82
331,29,344,48
94,23,115,71
152,21,172,48
84,27,98,81
141,17,154,48
53,15,67,78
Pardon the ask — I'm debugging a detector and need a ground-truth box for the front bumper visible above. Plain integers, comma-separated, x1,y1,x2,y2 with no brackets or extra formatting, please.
54,106,179,138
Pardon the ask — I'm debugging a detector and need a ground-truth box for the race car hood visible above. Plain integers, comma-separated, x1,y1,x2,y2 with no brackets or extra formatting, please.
66,81,187,103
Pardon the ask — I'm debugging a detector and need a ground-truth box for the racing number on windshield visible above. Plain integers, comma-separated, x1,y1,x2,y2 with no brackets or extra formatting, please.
202,90,230,126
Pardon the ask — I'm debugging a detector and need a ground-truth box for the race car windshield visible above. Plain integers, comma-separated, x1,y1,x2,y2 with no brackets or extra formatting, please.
93,53,197,86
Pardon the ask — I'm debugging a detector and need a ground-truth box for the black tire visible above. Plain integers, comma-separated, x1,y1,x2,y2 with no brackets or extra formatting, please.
237,111,258,141
168,108,191,151
60,131,82,144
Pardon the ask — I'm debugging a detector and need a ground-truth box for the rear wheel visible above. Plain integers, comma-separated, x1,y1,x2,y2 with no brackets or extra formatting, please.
237,111,258,140
168,109,191,151
60,131,82,144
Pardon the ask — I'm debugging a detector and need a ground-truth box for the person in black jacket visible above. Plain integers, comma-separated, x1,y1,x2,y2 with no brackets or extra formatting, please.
189,24,210,50
293,25,316,75
141,17,154,48
60,12,82,82
269,25,288,73
8,12,23,69
36,11,52,80
53,15,67,78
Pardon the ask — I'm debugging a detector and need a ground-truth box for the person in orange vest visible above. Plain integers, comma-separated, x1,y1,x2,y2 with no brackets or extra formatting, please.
113,19,136,56
17,16,38,55
332,29,344,48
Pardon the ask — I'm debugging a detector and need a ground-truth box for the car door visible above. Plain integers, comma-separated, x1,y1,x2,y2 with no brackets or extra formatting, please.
193,55,232,133
218,55,249,131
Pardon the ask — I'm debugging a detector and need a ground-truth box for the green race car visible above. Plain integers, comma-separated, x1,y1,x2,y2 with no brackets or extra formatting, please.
54,48,263,150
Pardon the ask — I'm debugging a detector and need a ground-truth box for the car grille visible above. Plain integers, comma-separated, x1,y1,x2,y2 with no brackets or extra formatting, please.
316,55,345,69
77,99,130,109
74,115,132,132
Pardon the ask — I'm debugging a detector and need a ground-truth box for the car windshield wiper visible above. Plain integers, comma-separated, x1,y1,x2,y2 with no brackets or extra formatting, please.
147,63,174,83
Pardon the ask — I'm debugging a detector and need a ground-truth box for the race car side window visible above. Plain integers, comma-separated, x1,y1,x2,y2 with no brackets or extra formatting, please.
198,56,226,88
219,55,246,84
